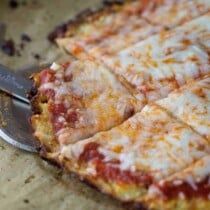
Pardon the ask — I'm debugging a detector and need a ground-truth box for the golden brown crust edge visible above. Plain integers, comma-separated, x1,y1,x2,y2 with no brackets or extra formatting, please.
47,0,131,43
28,74,59,155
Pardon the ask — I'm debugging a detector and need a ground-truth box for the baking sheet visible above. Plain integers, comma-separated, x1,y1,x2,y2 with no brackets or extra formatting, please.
0,1,125,209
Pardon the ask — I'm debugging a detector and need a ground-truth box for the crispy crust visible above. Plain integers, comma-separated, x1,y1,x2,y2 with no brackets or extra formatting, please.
29,74,59,154
43,148,210,210
48,0,132,42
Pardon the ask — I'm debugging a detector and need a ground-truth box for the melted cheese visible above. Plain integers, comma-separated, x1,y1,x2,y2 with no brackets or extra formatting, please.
57,1,146,57
142,0,210,28
157,76,210,140
38,60,139,145
108,13,210,102
59,20,159,60
158,155,210,188
58,0,210,63
88,0,210,60
50,62,62,71
61,104,209,182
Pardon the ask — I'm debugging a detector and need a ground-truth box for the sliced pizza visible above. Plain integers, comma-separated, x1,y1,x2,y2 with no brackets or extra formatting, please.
29,1,210,209
142,0,210,28
56,0,210,61
107,13,210,102
156,75,210,140
144,155,210,210
56,0,157,59
30,59,140,152
59,104,210,208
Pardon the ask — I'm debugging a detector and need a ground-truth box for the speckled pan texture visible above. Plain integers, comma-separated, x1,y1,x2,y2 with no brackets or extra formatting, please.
0,1,126,210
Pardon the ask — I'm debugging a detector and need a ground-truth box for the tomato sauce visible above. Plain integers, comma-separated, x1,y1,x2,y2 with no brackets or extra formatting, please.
157,178,210,199
39,69,55,84
80,142,209,198
79,142,153,186
49,102,79,132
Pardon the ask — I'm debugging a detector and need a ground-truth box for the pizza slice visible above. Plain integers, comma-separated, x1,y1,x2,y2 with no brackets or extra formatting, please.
144,155,210,210
142,0,210,28
56,0,210,61
107,13,210,102
56,0,157,59
156,75,210,140
30,59,140,152
57,19,158,62
58,104,210,209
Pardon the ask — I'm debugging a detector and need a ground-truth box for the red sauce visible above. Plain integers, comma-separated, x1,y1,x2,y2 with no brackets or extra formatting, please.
64,74,73,82
49,103,67,115
79,142,153,186
53,117,65,132
157,177,210,199
39,69,55,84
66,111,78,124
79,142,104,162
49,102,79,132
80,143,210,198
43,89,55,100
61,62,70,69
49,103,67,132
95,161,153,186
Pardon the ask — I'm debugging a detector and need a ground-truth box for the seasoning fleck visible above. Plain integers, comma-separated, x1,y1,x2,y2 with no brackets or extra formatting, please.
24,175,35,184
9,0,19,9
1,39,15,56
23,199,29,203
33,53,41,60
21,33,32,42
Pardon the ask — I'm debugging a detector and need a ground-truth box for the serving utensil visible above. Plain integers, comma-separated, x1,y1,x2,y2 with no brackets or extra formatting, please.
0,64,39,152
0,64,31,104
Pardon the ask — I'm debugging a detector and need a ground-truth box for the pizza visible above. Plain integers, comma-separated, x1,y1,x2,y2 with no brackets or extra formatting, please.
29,0,210,209
55,0,210,61
30,59,140,152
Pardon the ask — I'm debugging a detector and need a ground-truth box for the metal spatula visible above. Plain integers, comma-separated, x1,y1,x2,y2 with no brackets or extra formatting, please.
0,64,38,152
0,64,31,104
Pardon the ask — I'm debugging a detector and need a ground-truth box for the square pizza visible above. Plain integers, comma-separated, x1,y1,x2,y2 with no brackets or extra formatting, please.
29,1,210,209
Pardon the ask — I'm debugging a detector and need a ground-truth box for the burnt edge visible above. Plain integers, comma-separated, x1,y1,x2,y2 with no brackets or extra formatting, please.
27,78,41,114
27,75,58,154
48,0,128,43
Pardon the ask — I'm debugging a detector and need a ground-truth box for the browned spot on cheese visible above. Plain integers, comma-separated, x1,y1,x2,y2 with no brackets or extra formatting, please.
192,87,207,99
